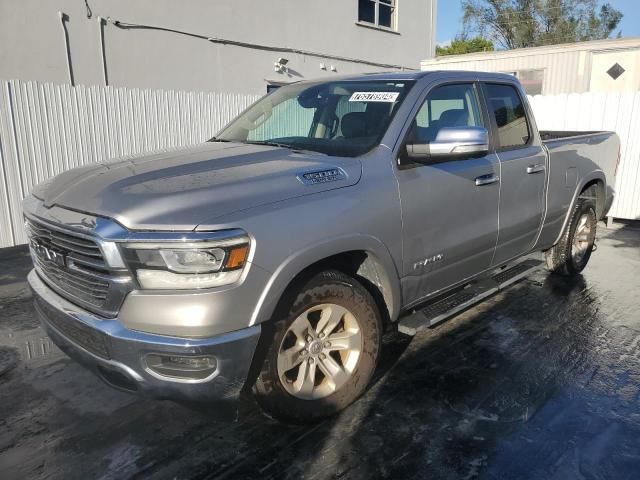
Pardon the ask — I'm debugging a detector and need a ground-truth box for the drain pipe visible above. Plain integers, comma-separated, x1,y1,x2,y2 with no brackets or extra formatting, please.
58,11,74,85
97,16,108,85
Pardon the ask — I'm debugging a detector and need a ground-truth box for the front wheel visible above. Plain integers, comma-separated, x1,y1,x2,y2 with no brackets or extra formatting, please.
253,270,381,423
545,199,597,276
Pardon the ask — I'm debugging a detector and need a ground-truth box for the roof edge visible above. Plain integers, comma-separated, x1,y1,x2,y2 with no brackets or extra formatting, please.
423,37,640,65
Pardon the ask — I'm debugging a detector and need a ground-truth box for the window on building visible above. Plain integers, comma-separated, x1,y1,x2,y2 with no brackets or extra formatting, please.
358,0,396,29
486,83,530,149
515,69,545,96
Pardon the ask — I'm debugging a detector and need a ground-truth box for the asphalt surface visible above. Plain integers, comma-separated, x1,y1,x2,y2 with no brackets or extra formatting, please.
1,223,639,480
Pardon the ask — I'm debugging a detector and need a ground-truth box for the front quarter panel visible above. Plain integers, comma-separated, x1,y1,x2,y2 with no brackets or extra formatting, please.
197,147,404,326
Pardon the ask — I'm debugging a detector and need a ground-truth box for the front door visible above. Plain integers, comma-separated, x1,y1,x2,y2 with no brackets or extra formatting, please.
396,82,500,307
483,82,546,266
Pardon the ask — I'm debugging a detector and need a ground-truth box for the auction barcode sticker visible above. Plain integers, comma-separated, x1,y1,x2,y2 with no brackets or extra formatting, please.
349,92,400,102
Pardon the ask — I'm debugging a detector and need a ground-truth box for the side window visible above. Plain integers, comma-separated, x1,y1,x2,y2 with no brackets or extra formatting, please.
411,83,482,144
486,83,530,149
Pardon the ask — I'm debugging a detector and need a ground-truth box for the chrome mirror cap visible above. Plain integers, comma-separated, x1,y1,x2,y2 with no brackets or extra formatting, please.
406,126,489,160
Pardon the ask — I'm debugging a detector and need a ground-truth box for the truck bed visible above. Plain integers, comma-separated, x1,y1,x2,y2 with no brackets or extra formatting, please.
536,129,618,237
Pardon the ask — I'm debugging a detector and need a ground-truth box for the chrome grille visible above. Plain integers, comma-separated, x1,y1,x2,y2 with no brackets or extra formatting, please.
26,218,103,258
25,217,127,317
32,255,110,301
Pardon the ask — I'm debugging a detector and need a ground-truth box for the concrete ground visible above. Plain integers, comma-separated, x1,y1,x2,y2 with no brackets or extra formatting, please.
0,223,639,480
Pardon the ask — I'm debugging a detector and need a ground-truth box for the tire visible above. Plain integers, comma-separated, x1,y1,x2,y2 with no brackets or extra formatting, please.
545,199,597,276
253,270,381,423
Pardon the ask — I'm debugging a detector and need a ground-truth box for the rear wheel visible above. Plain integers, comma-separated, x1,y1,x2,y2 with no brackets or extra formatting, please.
545,199,597,276
253,270,381,423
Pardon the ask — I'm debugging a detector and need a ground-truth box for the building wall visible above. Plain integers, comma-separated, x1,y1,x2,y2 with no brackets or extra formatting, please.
0,0,436,95
590,50,640,92
421,38,640,95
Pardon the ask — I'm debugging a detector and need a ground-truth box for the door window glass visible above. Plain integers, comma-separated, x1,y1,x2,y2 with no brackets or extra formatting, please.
411,83,482,144
486,83,530,149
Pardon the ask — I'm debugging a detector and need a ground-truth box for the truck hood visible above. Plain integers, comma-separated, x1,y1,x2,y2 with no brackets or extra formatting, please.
33,142,362,230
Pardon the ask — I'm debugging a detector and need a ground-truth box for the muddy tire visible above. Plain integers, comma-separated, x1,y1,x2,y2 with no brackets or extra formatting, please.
545,199,597,276
253,270,381,423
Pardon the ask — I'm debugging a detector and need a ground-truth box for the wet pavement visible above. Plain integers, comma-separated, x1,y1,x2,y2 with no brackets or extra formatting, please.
1,223,639,479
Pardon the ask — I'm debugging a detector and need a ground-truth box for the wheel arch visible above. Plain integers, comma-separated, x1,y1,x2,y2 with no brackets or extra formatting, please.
579,177,606,220
250,235,402,328
552,170,606,247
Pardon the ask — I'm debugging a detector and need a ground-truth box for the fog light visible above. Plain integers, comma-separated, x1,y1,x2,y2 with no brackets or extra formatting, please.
145,354,217,381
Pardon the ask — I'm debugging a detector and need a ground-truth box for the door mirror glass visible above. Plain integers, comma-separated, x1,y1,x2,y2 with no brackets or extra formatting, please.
406,126,489,160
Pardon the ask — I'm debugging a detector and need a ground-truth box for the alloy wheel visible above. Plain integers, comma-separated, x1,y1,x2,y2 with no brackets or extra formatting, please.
277,303,363,400
571,213,594,264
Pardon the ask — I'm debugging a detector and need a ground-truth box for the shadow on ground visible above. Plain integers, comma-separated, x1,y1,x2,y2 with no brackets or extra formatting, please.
1,223,639,479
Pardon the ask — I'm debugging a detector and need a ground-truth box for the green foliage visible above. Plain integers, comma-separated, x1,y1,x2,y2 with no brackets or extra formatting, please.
436,36,495,56
462,0,623,49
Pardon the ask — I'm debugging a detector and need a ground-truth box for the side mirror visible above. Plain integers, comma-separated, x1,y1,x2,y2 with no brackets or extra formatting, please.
405,126,489,161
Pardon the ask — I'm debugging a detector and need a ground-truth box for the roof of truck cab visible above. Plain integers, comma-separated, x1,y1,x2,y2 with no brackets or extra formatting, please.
295,70,519,83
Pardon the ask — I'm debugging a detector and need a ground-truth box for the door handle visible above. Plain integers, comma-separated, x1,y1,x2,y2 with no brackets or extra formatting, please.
527,163,546,174
475,173,499,186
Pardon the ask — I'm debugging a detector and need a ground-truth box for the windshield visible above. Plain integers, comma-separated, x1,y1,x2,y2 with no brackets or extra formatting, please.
214,80,415,157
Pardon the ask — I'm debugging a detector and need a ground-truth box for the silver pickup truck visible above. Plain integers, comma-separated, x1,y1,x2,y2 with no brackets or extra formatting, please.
24,72,619,422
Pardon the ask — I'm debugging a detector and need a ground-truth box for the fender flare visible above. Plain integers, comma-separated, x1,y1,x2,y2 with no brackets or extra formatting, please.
552,169,606,246
249,234,402,326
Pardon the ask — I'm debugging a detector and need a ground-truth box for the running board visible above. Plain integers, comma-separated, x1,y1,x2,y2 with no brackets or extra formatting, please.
398,258,543,336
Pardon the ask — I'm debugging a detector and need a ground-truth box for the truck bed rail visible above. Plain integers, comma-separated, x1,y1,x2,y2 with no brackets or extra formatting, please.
540,130,608,141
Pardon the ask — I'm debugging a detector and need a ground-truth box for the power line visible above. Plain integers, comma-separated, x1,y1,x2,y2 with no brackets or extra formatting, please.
107,18,419,71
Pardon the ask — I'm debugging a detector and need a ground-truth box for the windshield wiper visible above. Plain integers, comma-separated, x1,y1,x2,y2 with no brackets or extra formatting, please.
242,140,326,155
242,140,292,149
210,138,325,155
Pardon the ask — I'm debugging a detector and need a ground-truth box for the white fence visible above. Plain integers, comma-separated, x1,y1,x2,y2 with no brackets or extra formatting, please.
0,80,259,248
528,91,640,222
0,80,639,248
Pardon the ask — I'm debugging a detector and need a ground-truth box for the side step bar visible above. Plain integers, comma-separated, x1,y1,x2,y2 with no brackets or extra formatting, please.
398,258,543,336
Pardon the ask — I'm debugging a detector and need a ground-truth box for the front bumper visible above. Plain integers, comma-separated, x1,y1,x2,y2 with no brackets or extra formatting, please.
28,270,261,402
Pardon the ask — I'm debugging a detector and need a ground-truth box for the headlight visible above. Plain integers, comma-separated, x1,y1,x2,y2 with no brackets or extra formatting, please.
123,238,250,290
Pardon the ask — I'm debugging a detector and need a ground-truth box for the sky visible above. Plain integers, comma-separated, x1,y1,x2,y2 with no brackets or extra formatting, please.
436,0,640,45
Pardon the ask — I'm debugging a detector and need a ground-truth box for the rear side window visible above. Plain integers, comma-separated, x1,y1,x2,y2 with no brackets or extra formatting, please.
486,83,530,149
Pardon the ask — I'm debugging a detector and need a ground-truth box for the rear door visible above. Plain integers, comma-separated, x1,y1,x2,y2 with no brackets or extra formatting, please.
482,82,547,266
395,81,500,306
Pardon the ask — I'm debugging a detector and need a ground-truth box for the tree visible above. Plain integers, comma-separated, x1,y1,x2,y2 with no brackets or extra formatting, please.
462,0,623,49
436,36,495,56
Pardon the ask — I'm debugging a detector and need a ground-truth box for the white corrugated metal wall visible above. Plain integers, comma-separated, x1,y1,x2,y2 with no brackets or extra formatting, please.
421,38,640,95
424,49,588,94
529,91,640,221
0,79,260,248
0,81,639,249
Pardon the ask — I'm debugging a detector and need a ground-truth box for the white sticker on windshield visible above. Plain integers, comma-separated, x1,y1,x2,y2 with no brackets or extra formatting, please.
349,92,400,102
